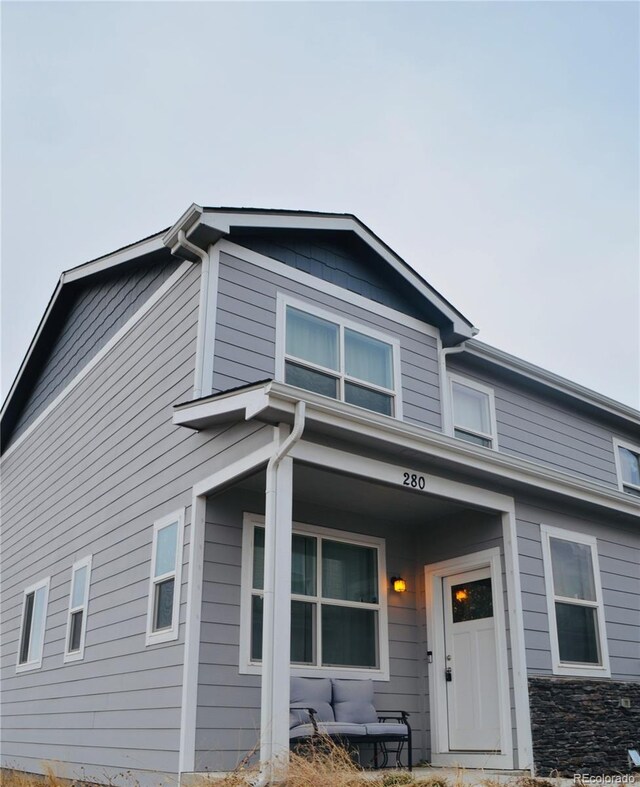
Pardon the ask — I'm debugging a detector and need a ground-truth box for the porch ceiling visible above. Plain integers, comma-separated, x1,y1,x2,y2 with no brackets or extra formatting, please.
235,462,468,525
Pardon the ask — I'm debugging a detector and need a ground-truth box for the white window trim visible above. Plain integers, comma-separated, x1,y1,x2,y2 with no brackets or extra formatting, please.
239,512,390,680
540,524,611,678
63,555,93,663
146,509,185,646
275,293,403,420
446,372,499,449
16,576,50,673
612,437,640,496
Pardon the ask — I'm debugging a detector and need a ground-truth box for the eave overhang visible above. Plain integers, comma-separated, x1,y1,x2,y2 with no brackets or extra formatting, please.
163,204,477,345
173,382,640,520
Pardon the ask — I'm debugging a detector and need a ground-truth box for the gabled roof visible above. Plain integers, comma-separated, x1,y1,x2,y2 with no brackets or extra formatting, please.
2,205,478,447
162,204,478,344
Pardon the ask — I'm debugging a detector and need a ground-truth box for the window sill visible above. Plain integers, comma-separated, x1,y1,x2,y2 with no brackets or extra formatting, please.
552,662,611,679
239,662,390,681
16,660,42,674
146,627,179,646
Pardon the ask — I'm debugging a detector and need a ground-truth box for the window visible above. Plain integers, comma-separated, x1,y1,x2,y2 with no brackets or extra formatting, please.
64,556,92,662
613,439,640,497
17,577,50,672
146,510,185,645
448,373,498,448
277,296,402,418
540,525,610,677
240,514,389,679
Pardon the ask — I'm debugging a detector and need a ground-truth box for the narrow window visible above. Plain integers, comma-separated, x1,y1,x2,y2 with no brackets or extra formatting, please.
541,525,610,677
449,374,498,448
280,298,400,418
64,556,92,662
613,439,640,497
146,510,184,645
17,578,50,672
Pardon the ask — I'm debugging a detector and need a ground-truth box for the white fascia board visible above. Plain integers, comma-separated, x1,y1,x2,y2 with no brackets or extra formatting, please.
2,232,169,424
197,210,476,339
173,380,640,517
162,203,204,251
466,340,640,427
172,386,272,429
1,278,64,422
262,383,640,517
62,233,167,283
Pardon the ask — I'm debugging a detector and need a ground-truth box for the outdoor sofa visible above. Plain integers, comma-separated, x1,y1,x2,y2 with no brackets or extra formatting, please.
289,676,412,770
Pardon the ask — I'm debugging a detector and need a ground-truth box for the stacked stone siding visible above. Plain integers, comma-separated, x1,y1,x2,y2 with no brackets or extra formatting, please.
529,677,640,776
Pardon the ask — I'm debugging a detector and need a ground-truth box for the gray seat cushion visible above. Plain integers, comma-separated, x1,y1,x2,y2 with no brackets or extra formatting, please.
332,679,378,724
364,723,409,737
290,677,335,729
289,722,368,740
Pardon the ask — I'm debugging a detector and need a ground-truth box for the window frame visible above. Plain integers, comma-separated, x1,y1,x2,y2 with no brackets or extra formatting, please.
64,555,93,663
540,524,610,678
239,512,390,680
612,437,640,497
447,372,499,449
275,294,403,419
16,576,50,673
145,509,185,646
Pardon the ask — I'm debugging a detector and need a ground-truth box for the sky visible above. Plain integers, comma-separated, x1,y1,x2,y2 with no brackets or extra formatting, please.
2,1,639,408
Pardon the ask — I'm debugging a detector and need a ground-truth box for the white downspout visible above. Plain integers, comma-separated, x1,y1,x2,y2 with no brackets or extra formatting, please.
177,230,210,399
438,342,467,436
258,400,306,785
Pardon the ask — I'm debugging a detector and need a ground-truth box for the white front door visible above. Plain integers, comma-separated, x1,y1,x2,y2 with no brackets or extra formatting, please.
442,566,501,752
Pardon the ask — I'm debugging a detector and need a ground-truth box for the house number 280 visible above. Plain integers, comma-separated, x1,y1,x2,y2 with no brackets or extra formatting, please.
402,472,426,490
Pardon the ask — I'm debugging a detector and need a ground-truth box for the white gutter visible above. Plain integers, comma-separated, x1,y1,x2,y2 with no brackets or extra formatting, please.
258,400,306,785
438,341,467,436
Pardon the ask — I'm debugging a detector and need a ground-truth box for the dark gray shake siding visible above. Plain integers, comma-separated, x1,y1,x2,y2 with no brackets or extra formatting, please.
10,255,182,444
213,251,442,431
0,261,274,784
516,500,640,679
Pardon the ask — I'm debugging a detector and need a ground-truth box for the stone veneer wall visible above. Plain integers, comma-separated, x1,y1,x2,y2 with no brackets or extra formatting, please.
529,677,640,776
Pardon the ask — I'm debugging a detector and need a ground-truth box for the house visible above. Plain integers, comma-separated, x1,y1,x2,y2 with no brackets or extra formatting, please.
1,205,639,784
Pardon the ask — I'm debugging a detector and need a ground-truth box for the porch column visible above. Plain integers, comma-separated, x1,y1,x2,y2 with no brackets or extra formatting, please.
259,450,294,775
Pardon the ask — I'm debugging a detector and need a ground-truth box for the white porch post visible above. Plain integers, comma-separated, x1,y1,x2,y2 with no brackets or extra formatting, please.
260,445,294,775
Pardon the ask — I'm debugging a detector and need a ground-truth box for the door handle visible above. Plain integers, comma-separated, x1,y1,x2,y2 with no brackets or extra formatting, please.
445,666,452,682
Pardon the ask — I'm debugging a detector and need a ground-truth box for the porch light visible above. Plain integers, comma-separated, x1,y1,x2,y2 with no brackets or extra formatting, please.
391,576,407,593
455,589,468,602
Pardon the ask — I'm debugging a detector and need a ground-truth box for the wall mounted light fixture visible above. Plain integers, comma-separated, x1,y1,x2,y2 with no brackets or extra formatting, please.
391,576,407,593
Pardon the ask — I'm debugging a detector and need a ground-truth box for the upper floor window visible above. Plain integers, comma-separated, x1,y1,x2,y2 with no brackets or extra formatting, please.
17,577,50,672
64,556,92,662
277,296,402,418
540,525,610,678
240,514,389,679
613,439,640,497
448,373,498,449
146,509,185,645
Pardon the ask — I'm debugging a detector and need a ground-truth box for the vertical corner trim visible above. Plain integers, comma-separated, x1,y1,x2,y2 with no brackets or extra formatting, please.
193,244,220,399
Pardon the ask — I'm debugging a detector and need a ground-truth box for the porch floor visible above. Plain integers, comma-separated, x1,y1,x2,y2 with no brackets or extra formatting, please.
186,766,593,786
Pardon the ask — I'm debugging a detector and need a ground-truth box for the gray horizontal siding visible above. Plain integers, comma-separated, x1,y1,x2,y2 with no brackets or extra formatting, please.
10,255,181,444
214,251,442,430
0,258,276,784
516,501,640,681
448,357,631,490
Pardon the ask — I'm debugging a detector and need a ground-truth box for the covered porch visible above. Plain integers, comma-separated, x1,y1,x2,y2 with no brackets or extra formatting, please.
173,385,532,779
